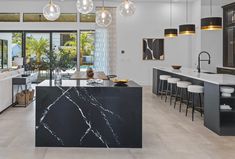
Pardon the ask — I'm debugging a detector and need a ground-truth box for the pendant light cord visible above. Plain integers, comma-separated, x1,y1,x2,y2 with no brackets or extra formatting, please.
210,0,213,16
170,0,172,27
186,0,188,23
102,0,105,9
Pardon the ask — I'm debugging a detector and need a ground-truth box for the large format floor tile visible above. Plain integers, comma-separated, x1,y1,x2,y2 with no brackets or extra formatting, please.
0,86,235,159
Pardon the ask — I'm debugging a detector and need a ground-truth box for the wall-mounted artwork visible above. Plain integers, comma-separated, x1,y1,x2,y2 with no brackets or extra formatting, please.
143,38,164,60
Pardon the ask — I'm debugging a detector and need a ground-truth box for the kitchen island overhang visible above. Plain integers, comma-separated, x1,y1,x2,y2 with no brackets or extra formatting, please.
36,80,142,148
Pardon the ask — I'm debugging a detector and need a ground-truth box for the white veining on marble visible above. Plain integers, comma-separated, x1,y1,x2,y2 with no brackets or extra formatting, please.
75,87,121,145
38,87,73,145
77,88,122,120
43,123,64,145
40,87,73,123
37,85,122,147
60,87,109,147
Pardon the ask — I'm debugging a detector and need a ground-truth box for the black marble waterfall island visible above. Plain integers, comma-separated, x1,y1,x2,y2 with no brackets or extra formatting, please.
36,80,142,148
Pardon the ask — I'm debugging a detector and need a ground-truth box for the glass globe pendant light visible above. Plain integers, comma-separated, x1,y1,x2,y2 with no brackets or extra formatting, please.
96,0,112,27
43,0,61,21
179,0,196,35
164,0,178,38
201,0,222,30
119,0,136,17
77,0,94,14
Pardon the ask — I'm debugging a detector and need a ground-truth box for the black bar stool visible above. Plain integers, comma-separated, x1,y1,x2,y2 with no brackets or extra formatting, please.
174,81,192,112
186,85,204,121
158,75,171,99
165,77,180,105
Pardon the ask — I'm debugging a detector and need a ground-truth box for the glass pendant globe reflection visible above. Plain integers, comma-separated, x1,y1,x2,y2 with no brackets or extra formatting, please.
96,8,112,27
77,0,94,14
43,0,61,21
119,0,136,16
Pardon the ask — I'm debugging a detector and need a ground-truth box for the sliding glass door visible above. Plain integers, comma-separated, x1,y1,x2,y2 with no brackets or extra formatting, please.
24,31,77,80
79,30,95,71
0,40,8,69
52,32,77,73
2,40,8,68
0,31,78,75
25,32,50,65
0,32,23,69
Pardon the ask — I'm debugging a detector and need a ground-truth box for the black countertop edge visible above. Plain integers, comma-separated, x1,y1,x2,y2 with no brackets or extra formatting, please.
37,80,142,88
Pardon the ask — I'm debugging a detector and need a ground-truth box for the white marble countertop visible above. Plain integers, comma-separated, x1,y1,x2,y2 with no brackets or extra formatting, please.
0,68,24,82
154,66,235,85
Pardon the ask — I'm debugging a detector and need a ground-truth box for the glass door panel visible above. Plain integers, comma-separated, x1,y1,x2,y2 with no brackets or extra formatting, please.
79,30,95,71
3,40,8,68
25,32,50,66
12,33,23,59
0,32,23,69
52,32,77,73
0,40,2,69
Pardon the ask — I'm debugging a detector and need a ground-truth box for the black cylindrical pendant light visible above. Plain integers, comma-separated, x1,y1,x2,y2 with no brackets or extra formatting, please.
179,0,196,35
165,29,178,37
179,24,196,35
164,0,178,38
201,17,222,30
201,0,222,30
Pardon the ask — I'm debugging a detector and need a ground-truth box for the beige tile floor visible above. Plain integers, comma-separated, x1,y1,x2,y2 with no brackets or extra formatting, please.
0,87,235,159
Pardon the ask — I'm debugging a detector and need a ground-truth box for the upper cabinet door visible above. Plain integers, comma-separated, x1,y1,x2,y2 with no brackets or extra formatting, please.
224,3,235,27
225,7,235,27
224,27,235,67
223,3,235,68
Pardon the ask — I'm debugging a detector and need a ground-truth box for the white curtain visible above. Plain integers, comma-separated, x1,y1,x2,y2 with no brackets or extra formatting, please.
94,7,117,75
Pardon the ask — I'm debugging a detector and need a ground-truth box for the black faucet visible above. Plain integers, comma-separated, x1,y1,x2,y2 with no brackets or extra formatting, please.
197,51,211,73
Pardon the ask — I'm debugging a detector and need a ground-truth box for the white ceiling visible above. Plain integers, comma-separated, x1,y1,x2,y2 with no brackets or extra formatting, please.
1,0,196,2
2,0,235,5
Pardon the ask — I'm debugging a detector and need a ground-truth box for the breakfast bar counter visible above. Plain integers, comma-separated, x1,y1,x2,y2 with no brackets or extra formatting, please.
36,80,142,148
153,67,235,136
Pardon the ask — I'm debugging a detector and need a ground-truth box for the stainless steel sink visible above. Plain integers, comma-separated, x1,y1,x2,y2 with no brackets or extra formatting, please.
202,72,216,74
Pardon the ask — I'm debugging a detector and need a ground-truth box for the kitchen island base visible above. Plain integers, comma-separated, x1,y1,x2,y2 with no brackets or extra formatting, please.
153,67,235,136
36,80,142,148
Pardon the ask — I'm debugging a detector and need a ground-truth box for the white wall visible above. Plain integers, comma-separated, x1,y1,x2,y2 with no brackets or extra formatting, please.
201,4,223,72
191,0,201,69
0,0,200,85
116,1,195,85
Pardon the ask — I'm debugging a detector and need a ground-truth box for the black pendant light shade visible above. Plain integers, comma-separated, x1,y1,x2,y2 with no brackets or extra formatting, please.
164,0,178,38
201,0,222,31
179,0,196,36
201,17,222,30
179,24,196,35
164,28,178,37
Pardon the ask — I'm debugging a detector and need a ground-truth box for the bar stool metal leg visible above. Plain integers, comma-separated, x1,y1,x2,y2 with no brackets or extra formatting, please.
158,79,162,95
174,87,179,109
170,84,173,105
179,88,183,112
186,92,191,116
199,93,203,117
192,93,195,121
161,81,164,99
165,83,170,102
